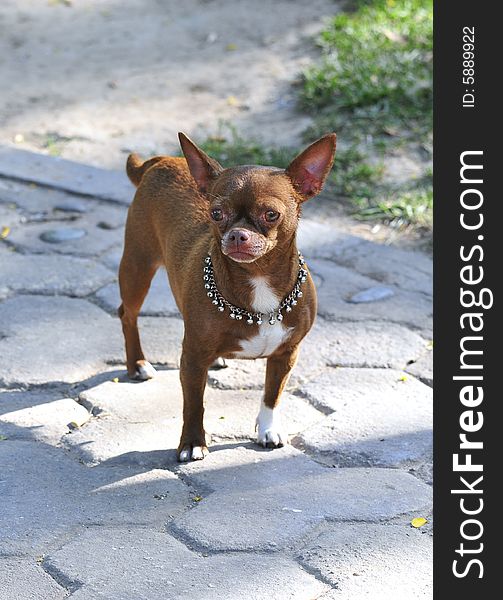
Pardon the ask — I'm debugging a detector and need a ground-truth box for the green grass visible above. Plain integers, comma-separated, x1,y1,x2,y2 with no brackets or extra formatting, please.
198,124,295,168
355,185,433,227
329,145,384,200
300,0,433,137
44,135,62,157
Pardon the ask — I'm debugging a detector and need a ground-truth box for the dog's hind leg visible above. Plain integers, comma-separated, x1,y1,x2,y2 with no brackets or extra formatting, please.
118,230,160,380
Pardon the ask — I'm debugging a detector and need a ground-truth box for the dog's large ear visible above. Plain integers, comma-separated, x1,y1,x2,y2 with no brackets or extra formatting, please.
178,132,223,194
286,133,336,201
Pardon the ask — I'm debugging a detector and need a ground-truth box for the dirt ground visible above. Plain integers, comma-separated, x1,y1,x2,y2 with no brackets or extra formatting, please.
1,0,337,167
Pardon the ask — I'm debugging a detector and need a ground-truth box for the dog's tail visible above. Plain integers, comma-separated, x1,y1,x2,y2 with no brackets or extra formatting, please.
126,154,164,187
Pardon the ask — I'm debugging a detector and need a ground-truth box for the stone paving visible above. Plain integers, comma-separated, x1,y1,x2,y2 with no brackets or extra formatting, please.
0,149,433,599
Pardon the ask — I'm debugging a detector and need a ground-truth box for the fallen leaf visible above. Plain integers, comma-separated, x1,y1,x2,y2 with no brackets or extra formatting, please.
1,226,10,239
193,496,203,502
225,43,237,51
399,375,407,382
219,416,225,420
112,377,119,383
411,517,428,528
0,435,7,441
226,95,239,106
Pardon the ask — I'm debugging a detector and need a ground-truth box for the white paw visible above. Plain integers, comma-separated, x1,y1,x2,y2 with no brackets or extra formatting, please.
257,427,287,448
133,360,157,380
256,401,287,448
178,445,208,462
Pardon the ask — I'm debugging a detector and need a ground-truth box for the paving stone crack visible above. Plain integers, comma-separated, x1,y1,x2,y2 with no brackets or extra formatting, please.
293,556,339,593
41,559,84,596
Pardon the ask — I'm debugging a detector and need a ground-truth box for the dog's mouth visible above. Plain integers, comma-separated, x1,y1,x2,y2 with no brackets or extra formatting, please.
225,250,261,263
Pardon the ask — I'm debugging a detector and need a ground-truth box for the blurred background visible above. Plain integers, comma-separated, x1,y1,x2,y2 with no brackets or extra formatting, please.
0,0,432,246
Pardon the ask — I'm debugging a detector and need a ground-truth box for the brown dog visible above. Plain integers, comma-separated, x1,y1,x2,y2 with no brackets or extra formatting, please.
119,132,336,461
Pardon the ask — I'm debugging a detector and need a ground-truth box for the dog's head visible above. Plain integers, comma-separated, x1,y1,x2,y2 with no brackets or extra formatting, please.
179,132,336,263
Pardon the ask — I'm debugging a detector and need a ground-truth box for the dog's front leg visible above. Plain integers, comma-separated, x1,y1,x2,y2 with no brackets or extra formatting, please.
257,346,300,448
178,346,212,462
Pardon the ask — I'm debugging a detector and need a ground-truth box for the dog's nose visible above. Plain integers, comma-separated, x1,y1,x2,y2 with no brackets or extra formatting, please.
228,229,251,243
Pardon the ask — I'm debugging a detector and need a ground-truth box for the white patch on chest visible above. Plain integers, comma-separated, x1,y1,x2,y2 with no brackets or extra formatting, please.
249,276,280,313
234,277,292,359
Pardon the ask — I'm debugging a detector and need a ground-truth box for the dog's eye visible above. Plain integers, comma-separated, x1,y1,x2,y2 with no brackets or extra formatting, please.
210,208,223,221
264,210,279,223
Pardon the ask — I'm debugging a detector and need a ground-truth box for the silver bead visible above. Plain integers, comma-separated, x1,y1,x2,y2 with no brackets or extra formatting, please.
203,275,209,281
218,306,225,312
269,316,276,325
256,318,263,325
291,300,297,306
205,256,211,264
207,291,213,298
212,299,219,305
205,283,211,289
301,276,307,283
247,318,254,325
235,314,242,320
286,306,292,313
297,291,303,297
277,313,283,321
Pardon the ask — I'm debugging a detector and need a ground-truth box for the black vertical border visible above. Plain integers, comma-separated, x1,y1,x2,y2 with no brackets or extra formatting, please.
434,1,497,597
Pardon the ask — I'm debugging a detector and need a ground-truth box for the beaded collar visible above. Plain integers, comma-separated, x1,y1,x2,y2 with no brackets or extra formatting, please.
203,252,308,326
